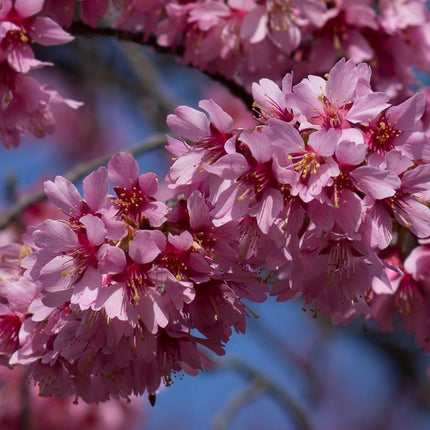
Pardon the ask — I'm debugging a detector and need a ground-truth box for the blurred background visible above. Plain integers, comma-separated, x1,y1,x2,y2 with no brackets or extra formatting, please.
1,34,430,430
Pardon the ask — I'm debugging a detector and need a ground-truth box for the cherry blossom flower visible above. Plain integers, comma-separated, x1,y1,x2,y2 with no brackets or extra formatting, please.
0,365,144,430
0,0,74,74
0,64,81,148
370,246,430,352
108,152,169,228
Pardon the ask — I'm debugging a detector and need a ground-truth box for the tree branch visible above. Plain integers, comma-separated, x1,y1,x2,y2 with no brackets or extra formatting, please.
0,134,167,230
120,42,180,130
69,22,253,106
212,380,267,430
214,358,312,430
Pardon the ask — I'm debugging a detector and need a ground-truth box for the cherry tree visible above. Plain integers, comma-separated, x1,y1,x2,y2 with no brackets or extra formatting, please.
1,1,430,428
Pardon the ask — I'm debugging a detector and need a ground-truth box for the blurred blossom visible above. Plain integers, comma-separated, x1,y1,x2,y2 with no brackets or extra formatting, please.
204,83,257,129
0,366,145,430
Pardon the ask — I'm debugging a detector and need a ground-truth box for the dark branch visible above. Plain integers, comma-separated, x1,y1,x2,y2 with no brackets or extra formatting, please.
215,358,312,430
0,134,167,230
69,22,253,106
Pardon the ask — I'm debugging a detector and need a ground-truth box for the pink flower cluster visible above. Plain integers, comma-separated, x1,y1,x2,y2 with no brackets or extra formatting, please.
154,0,430,99
3,1,430,146
166,58,430,323
370,245,430,351
0,365,144,430
42,0,429,98
0,0,80,147
0,152,266,402
1,58,430,403
33,1,430,102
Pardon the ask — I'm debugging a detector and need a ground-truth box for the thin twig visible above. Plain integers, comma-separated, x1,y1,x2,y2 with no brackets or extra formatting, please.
0,134,167,230
120,42,180,130
212,380,267,430
19,379,31,430
69,22,253,106
248,317,321,387
214,358,312,430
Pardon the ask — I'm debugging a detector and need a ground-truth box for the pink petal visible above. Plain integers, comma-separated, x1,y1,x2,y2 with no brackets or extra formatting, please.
168,150,205,185
3,278,38,313
404,246,430,283
15,0,44,17
199,99,233,132
211,184,249,226
268,118,304,152
97,284,127,321
83,167,108,211
362,200,393,249
187,190,210,230
385,150,413,175
0,1,12,21
71,268,101,308
388,92,425,129
240,129,273,163
142,201,169,228
33,220,78,252
81,0,109,27
240,6,267,43
167,106,210,140
129,230,166,264
308,128,337,157
29,17,74,45
168,231,193,251
402,164,430,192
108,152,139,187
249,188,283,234
351,166,400,199
252,78,283,111
203,153,248,179
395,197,430,238
344,31,374,62
80,214,107,246
335,141,367,166
97,244,126,274
334,190,363,236
326,58,357,102
138,172,158,196
7,42,40,73
44,176,82,217
346,92,390,124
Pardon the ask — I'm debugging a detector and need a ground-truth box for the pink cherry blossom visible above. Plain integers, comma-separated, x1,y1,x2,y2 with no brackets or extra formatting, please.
0,0,73,73
370,246,430,352
0,64,82,148
108,152,169,227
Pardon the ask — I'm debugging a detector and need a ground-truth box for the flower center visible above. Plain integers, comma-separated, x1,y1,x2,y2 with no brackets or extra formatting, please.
289,150,320,180
395,274,423,315
114,183,149,222
253,98,293,123
194,124,232,165
367,115,402,153
326,240,356,287
268,0,298,32
238,161,275,202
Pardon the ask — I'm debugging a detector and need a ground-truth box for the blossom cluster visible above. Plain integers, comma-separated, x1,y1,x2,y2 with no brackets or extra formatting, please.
0,0,80,147
2,0,430,147
0,365,143,430
0,152,266,402
154,0,430,98
40,0,430,98
1,58,430,402
166,58,430,333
